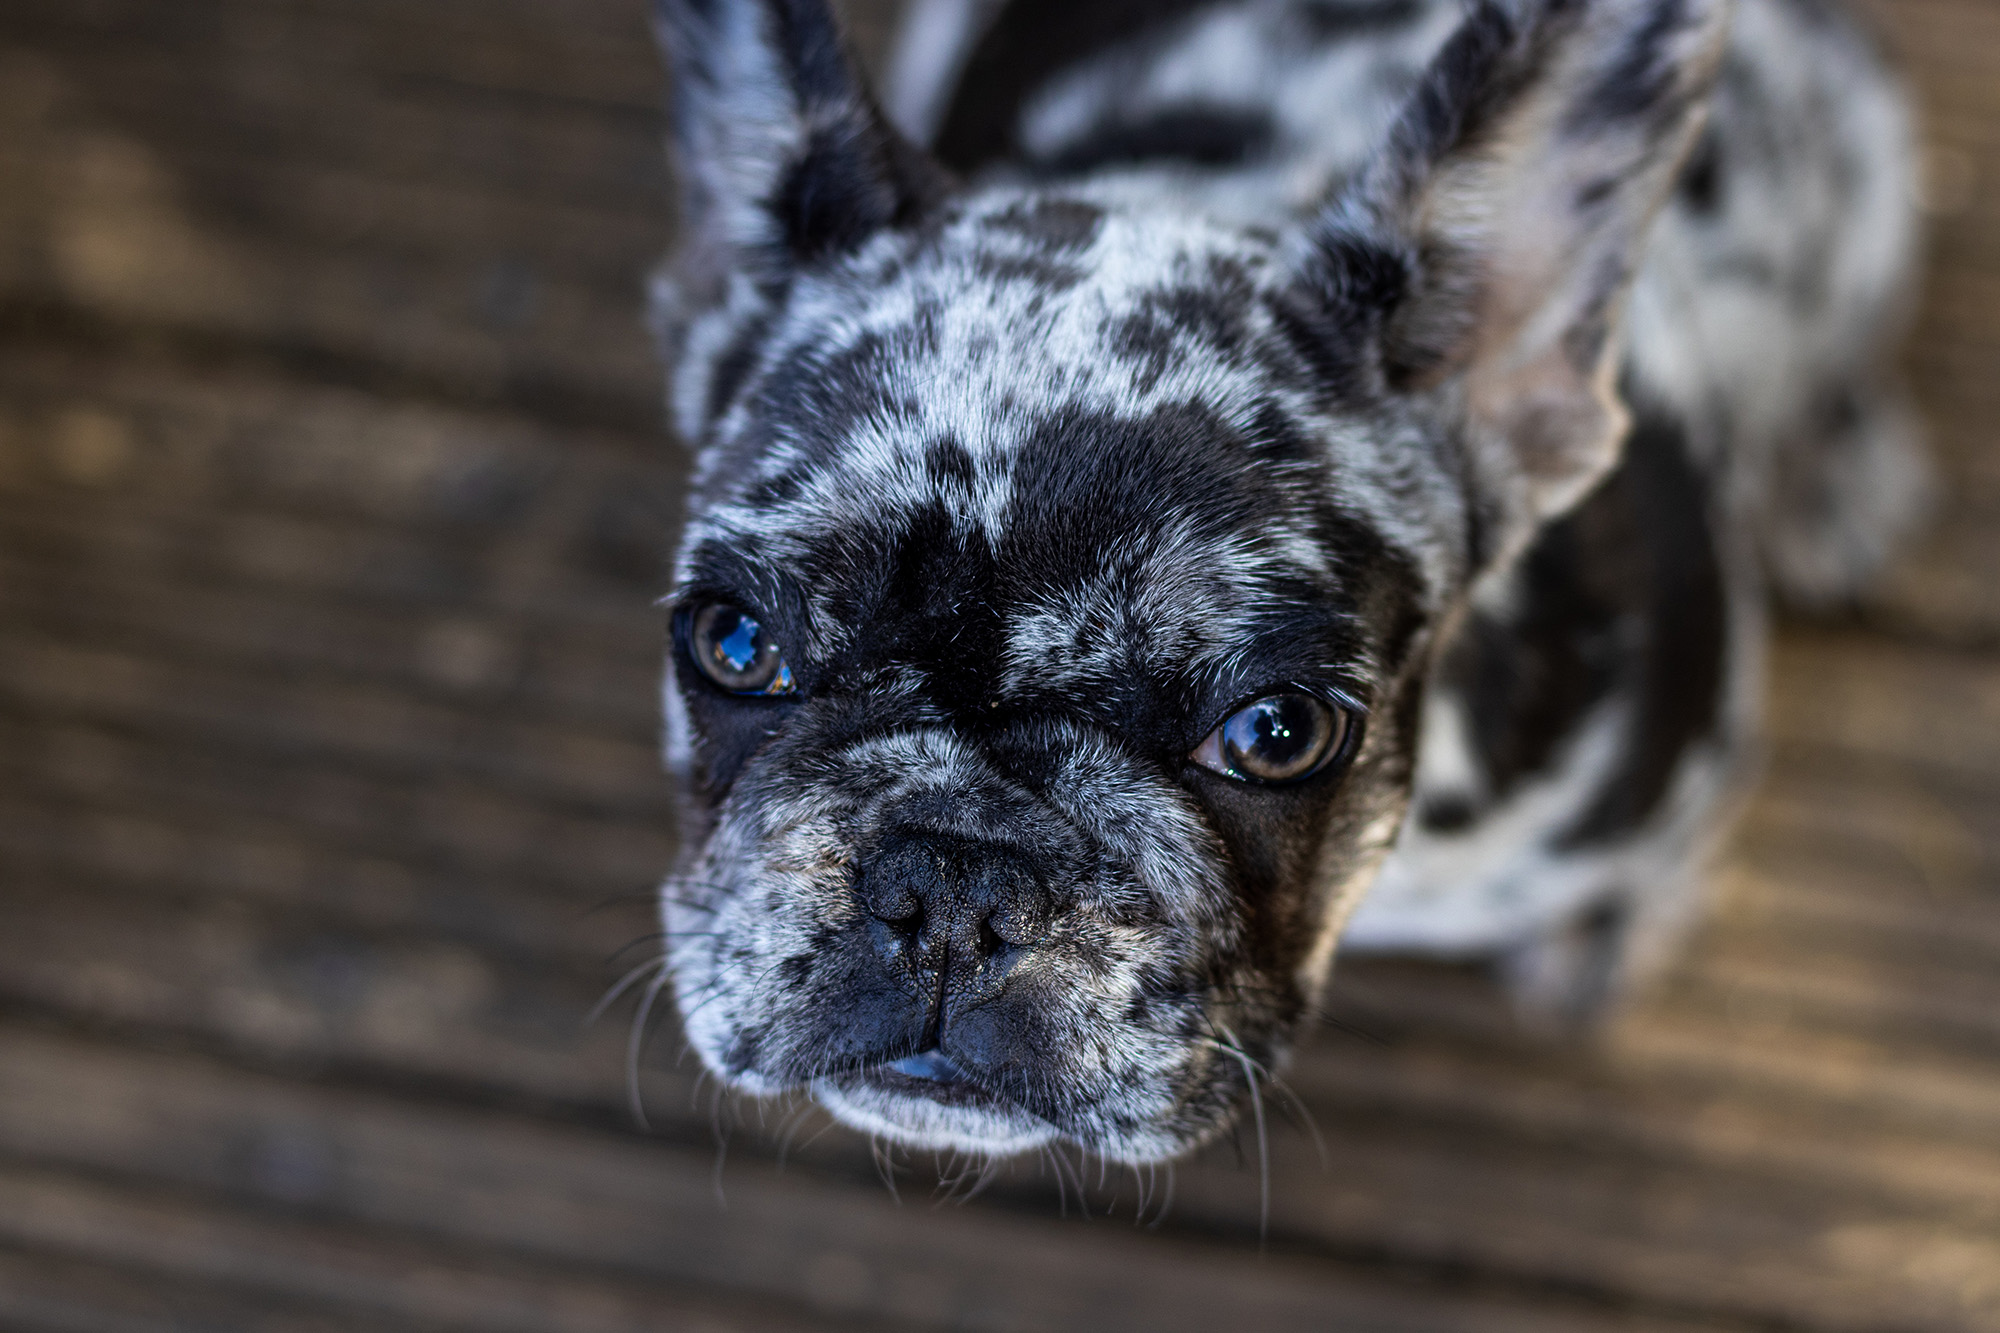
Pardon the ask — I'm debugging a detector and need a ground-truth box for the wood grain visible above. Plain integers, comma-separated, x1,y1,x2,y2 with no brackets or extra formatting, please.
0,0,1996,1328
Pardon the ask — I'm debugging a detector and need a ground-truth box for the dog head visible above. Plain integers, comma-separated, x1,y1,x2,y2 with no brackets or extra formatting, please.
651,0,1723,1161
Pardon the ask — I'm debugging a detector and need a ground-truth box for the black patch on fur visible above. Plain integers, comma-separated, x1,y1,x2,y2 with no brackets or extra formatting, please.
933,0,1220,172
972,249,1088,291
1444,532,1619,804
1386,0,1546,178
1243,398,1320,467
1273,230,1412,402
740,468,806,510
981,198,1107,251
663,0,951,268
1111,265,1261,391
702,314,772,428
1561,409,1726,845
1418,792,1477,833
1301,0,1426,39
1572,0,1691,128
815,497,1012,721
770,0,951,258
1042,106,1277,175
1575,174,1620,211
751,326,924,455
923,434,980,491
1435,403,1725,844
994,404,1395,750
1677,126,1724,215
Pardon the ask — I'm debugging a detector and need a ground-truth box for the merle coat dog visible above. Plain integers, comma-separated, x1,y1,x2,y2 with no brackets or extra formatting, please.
649,0,1924,1161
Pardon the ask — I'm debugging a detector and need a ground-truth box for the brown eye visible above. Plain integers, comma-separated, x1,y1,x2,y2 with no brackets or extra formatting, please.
1191,693,1347,784
689,603,795,696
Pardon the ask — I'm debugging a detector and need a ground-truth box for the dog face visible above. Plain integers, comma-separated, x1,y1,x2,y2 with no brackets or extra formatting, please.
664,199,1440,1159
652,0,1723,1161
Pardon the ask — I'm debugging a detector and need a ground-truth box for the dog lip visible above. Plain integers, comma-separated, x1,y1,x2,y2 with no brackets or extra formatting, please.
860,1048,1003,1108
886,1049,968,1083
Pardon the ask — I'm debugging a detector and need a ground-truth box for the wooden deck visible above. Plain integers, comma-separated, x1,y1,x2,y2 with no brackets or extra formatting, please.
1,1,1997,1328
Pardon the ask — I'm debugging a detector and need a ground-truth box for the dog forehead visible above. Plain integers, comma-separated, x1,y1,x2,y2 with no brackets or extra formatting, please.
682,189,1359,671
714,187,1315,473
692,399,1342,693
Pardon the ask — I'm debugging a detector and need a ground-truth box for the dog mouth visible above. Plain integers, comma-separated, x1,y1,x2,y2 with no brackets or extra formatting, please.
811,1046,1061,1156
857,1049,1004,1109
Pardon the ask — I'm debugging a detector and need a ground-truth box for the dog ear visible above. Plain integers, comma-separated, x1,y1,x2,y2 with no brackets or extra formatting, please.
657,0,951,285
1292,0,1727,559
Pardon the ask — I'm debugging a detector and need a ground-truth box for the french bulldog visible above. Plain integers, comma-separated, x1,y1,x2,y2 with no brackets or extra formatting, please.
647,0,1924,1162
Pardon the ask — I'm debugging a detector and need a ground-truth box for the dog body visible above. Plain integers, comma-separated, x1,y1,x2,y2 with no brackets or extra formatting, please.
652,0,1922,1160
882,0,1923,1016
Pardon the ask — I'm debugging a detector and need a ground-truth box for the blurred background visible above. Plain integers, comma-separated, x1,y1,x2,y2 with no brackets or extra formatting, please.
0,1,1996,1329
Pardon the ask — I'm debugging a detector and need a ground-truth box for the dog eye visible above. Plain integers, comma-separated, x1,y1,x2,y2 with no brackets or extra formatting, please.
1191,693,1347,784
688,602,796,697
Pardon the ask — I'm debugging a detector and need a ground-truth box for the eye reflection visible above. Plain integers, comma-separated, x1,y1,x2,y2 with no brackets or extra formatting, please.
689,602,796,696
1191,692,1346,784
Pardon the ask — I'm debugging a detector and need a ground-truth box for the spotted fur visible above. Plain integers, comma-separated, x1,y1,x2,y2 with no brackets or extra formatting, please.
651,0,1923,1159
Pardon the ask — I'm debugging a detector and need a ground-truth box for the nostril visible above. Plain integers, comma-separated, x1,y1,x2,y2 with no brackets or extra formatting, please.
984,908,1047,950
856,837,933,929
866,892,921,928
977,917,1006,958
982,861,1054,950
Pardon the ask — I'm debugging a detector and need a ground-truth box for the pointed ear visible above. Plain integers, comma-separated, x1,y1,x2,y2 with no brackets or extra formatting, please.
657,0,951,286
1295,0,1727,557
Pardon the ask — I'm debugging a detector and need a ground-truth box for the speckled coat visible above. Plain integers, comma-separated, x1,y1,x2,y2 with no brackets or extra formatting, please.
649,0,1925,1162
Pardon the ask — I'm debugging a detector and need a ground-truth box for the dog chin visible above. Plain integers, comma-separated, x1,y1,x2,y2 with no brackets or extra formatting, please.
813,1069,1059,1156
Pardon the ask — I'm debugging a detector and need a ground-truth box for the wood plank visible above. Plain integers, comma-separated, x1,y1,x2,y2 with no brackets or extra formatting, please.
0,1027,1749,1333
0,629,668,814
0,130,667,276
0,0,895,414
5,851,1998,1332
0,233,661,425
1725,837,2000,968
0,555,664,734
1846,0,2000,636
1767,629,2000,780
1667,917,2000,1058
0,1165,857,1333
0,1242,392,1333
0,877,645,1111
0,75,662,417
0,36,668,207
0,718,676,915
0,0,661,116
0,497,642,625
1860,523,2000,645
2,0,894,109
1743,764,1995,917
1292,1022,2000,1218
0,362,679,623
0,0,1994,1326
0,793,651,970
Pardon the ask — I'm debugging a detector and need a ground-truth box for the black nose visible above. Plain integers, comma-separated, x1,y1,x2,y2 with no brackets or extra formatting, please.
854,832,1054,1002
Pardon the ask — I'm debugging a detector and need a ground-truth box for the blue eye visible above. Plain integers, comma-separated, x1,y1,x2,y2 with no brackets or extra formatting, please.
1192,693,1347,784
689,603,796,696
